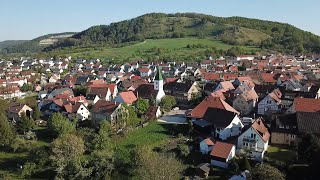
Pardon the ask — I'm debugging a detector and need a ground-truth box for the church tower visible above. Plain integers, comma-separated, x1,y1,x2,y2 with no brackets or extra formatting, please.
154,66,164,91
154,67,165,102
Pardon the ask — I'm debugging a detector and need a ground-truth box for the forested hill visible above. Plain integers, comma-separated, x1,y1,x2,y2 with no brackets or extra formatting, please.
6,13,320,54
0,40,27,50
3,32,76,54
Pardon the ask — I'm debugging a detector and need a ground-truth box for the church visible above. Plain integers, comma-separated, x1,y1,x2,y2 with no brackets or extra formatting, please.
135,66,166,103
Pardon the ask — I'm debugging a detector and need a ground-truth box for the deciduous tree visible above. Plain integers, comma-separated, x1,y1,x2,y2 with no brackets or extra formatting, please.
135,147,184,180
252,164,285,180
0,112,16,146
48,113,75,136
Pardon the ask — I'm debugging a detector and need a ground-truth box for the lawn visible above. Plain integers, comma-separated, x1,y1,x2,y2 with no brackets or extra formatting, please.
64,38,260,60
265,145,297,162
0,151,27,179
114,122,175,166
0,127,50,179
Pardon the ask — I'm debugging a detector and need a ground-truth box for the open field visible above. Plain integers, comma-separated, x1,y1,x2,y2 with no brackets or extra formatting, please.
62,38,260,61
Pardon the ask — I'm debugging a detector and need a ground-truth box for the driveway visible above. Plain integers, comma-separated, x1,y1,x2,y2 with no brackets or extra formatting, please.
157,110,187,124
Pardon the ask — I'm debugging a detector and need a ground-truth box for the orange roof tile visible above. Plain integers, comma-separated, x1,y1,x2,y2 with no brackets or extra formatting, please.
210,141,234,159
188,96,239,118
294,98,320,113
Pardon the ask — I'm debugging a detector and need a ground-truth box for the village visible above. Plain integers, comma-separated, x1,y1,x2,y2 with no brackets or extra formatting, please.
1,53,320,179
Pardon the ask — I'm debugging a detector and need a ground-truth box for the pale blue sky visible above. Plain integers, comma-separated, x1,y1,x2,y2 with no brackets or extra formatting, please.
1,0,319,41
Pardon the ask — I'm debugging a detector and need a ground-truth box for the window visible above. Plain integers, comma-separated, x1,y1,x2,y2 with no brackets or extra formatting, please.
290,135,295,139
279,125,284,129
286,125,289,129
231,128,233,132
251,133,256,139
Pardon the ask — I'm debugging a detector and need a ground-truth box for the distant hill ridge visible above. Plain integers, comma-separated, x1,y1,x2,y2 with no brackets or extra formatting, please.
4,13,320,54
3,32,76,53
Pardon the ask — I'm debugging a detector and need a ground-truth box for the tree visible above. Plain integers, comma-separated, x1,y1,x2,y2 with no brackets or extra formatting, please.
50,134,91,179
0,112,16,146
135,98,149,115
298,134,320,162
18,112,35,133
177,144,190,158
0,98,10,112
32,107,41,120
21,83,32,92
90,148,115,179
252,164,285,180
159,96,176,112
76,128,97,153
48,113,76,136
135,147,184,180
94,121,113,150
74,86,88,96
239,156,251,172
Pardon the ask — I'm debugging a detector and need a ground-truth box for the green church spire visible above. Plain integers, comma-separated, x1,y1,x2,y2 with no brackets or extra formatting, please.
155,66,163,80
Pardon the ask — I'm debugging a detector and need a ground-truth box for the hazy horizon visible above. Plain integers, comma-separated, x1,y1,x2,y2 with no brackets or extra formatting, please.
1,0,319,41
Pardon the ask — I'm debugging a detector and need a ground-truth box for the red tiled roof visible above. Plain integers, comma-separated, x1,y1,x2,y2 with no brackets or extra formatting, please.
204,73,220,81
204,138,215,146
139,68,150,73
260,73,276,83
223,73,238,81
294,98,320,113
188,96,239,118
106,84,117,94
91,100,120,115
210,141,234,159
131,76,141,81
119,91,137,105
64,102,82,113
165,78,178,84
251,118,270,142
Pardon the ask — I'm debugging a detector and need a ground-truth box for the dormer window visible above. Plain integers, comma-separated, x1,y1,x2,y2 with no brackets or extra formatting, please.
279,125,284,129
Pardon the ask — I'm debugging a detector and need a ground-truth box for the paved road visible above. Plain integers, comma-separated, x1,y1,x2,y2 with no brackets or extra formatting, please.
157,110,187,124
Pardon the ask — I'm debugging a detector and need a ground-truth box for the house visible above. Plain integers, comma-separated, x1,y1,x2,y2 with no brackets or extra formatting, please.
47,88,74,99
115,91,137,105
193,108,244,140
271,113,298,146
200,138,215,154
210,141,236,168
233,77,253,86
187,96,240,120
271,112,320,145
196,163,210,178
86,88,112,104
91,100,125,125
63,102,90,121
7,103,33,121
287,98,320,113
135,67,165,102
144,106,162,120
215,81,235,92
75,75,90,85
237,118,270,161
232,89,259,115
257,89,282,115
138,68,152,77
164,81,200,105
280,79,303,91
49,74,60,83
